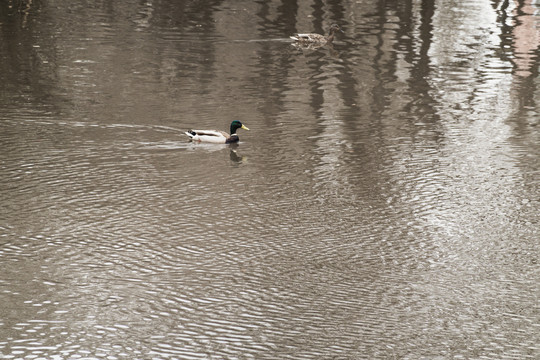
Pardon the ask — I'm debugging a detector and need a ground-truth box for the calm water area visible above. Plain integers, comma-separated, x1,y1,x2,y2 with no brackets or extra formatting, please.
1,0,539,359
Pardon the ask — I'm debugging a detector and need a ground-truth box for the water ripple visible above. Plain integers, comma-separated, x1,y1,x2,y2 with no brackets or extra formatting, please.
1,0,538,358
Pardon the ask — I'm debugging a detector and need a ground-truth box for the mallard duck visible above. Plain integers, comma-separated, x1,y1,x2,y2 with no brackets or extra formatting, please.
290,24,344,45
185,120,249,144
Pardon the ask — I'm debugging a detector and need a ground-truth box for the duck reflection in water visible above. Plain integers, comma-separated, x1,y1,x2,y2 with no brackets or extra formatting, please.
229,145,245,164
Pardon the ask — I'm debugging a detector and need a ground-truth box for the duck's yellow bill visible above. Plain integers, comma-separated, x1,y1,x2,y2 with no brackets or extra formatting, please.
241,125,250,131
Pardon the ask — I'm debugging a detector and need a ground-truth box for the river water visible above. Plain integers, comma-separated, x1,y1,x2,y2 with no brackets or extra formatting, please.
1,0,539,359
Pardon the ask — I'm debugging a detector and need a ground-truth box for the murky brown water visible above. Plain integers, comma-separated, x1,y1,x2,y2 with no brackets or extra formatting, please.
1,0,539,359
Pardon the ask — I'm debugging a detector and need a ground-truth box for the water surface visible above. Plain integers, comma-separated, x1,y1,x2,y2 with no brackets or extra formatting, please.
1,0,539,359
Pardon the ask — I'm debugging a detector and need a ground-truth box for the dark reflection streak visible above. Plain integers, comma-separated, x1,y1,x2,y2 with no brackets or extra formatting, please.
405,0,441,134
152,0,186,27
255,0,270,21
0,1,63,113
496,0,516,65
417,0,435,75
395,1,415,68
156,1,223,91
276,0,298,35
196,3,221,88
336,61,360,113
370,1,390,117
311,0,325,34
5,0,32,14
327,0,345,24
153,0,223,32
251,1,295,129
516,46,539,102
295,1,348,137
254,0,272,36
17,0,33,28
496,0,511,21
254,0,298,37
307,53,328,120
294,0,336,121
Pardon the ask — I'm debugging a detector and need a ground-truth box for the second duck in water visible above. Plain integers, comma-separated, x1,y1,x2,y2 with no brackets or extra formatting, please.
290,24,344,45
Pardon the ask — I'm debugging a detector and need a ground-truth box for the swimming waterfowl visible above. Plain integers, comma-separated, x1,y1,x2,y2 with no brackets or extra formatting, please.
290,24,344,45
185,120,249,144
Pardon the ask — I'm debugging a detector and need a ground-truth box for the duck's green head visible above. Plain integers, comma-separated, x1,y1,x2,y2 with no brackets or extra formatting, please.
230,120,249,135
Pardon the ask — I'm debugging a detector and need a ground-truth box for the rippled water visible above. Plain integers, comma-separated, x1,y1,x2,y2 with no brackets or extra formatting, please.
1,0,539,359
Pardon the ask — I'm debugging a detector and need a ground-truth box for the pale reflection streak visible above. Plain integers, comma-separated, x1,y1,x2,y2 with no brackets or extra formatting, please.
510,0,540,78
422,0,529,262
312,66,349,196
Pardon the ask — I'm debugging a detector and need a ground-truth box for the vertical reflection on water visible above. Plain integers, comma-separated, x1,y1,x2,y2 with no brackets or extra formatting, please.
506,0,540,78
311,61,350,198
424,0,537,257
377,2,538,356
